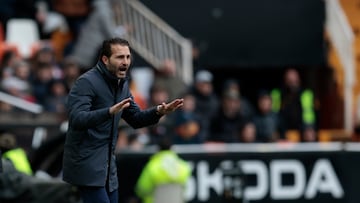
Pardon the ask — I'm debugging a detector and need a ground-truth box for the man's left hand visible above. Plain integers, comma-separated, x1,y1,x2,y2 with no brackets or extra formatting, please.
156,98,184,115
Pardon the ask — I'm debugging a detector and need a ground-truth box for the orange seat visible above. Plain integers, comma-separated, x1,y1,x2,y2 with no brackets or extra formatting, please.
285,130,301,142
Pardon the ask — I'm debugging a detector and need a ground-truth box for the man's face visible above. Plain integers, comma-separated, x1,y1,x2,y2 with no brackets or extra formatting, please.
103,44,131,79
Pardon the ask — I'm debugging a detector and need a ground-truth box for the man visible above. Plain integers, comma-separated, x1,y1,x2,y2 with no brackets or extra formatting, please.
0,133,33,175
271,68,317,140
189,70,218,141
62,38,183,203
135,135,191,203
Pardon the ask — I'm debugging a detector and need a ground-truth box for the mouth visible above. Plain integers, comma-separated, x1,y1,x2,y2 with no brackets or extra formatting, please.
117,67,128,75
119,67,127,72
116,67,128,77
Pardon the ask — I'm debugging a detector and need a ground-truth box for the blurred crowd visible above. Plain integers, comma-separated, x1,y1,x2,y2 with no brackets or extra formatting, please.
0,0,321,152
0,1,325,202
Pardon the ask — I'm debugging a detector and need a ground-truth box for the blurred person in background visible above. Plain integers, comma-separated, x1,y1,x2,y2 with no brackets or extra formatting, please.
271,68,317,140
253,90,280,142
135,134,191,203
173,111,201,145
0,50,19,79
222,79,255,120
44,79,68,113
52,0,91,38
207,87,248,143
300,124,318,142
1,60,36,103
238,121,257,143
153,58,188,101
31,62,55,106
62,56,82,90
0,132,33,175
172,92,202,144
146,84,175,145
115,122,145,152
62,38,183,203
0,157,82,203
189,70,219,141
69,0,128,69
31,46,63,79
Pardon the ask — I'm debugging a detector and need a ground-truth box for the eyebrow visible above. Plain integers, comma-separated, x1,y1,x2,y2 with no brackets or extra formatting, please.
114,53,131,58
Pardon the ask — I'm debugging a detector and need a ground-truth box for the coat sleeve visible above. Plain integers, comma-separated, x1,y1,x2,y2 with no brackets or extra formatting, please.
121,95,162,129
67,77,111,130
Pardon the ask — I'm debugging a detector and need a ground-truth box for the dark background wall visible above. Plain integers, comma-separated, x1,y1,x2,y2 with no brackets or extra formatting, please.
140,0,326,67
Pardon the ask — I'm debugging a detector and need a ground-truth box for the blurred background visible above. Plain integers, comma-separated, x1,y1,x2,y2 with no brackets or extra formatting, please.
0,0,360,202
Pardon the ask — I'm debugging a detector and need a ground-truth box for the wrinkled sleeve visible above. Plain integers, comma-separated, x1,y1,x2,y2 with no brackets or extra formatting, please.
122,94,162,129
67,77,111,130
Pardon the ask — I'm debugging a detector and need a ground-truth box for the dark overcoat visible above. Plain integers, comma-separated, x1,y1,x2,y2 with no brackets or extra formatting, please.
63,61,161,192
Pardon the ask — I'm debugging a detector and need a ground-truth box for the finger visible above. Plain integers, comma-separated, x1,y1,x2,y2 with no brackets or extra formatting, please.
171,99,184,107
169,99,183,106
173,102,184,110
115,98,132,108
123,102,131,109
119,97,132,105
167,101,183,111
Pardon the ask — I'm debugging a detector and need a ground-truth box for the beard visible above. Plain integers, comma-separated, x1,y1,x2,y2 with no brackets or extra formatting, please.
107,63,128,79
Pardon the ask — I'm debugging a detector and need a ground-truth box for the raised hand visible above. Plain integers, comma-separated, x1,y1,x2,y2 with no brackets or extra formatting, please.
109,97,132,115
156,98,184,115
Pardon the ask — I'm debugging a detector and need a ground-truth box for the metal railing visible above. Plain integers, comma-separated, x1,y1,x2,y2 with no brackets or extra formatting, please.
114,0,193,84
325,0,355,133
0,91,43,114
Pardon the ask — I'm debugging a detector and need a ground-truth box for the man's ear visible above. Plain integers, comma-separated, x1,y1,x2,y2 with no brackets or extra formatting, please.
102,55,108,65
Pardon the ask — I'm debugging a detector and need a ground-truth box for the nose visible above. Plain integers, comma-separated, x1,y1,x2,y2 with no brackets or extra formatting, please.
123,58,130,66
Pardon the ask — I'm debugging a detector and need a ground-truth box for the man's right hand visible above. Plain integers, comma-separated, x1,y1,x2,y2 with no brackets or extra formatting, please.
109,97,132,115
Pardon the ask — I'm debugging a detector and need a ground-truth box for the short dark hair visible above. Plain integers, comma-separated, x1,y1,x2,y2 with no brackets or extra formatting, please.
157,135,172,151
99,38,131,59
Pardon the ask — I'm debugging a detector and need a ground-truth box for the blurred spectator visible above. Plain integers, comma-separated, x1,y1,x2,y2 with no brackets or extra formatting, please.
116,123,147,152
0,50,19,79
172,93,202,144
146,84,174,145
300,124,318,142
31,62,54,105
0,158,82,203
44,79,68,113
35,1,72,60
69,0,127,68
62,56,81,90
173,111,201,145
223,79,255,120
52,0,91,41
31,46,63,79
135,134,191,203
253,90,280,142
189,70,219,141
1,60,36,102
0,132,33,175
153,59,187,101
147,84,170,110
207,88,248,143
271,68,317,139
238,121,257,143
